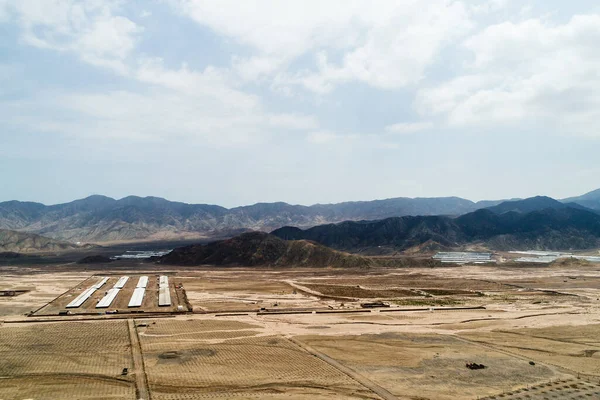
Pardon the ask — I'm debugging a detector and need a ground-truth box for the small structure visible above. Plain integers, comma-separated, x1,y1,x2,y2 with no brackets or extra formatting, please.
466,362,486,370
360,301,390,309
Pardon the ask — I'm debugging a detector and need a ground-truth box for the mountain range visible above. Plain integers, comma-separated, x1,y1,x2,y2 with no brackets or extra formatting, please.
1,189,599,243
272,197,600,252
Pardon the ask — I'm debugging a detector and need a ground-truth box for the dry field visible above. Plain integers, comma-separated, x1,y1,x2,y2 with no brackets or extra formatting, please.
296,332,562,399
460,326,600,377
178,273,331,312
0,260,599,399
0,320,135,400
0,271,89,317
137,319,377,399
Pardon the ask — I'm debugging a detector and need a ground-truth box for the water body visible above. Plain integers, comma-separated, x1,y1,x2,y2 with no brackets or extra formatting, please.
111,250,172,260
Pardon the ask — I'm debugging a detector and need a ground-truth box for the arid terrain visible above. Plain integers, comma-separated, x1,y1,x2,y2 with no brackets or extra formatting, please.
1,254,599,400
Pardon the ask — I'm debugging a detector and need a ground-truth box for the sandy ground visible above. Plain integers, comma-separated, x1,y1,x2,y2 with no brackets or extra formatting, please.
1,261,599,399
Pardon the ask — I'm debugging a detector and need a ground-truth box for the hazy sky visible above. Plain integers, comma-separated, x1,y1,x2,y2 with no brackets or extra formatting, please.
1,0,599,207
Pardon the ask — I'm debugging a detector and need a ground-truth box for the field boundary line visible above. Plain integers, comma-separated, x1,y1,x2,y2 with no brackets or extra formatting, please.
287,336,397,400
128,319,151,400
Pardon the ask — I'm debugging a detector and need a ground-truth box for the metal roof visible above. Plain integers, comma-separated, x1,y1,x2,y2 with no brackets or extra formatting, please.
92,277,109,290
158,286,171,306
136,276,148,288
96,288,121,308
113,276,129,289
66,287,96,308
128,287,145,307
159,275,169,288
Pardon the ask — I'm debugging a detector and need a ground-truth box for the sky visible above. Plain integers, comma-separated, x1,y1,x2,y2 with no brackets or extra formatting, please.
1,0,599,207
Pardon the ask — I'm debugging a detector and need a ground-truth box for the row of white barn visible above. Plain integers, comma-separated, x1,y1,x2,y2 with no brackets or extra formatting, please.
66,275,171,309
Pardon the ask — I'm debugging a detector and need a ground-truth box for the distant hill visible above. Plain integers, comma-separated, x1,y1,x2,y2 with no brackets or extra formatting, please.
0,229,83,253
272,204,600,252
485,196,595,215
0,189,597,243
158,231,375,268
562,188,600,211
77,255,113,264
0,194,502,243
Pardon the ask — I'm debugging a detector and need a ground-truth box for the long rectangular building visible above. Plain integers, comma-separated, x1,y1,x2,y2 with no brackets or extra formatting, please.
158,286,171,306
96,288,121,308
66,277,108,308
136,276,148,288
159,275,169,288
128,287,145,307
66,287,96,308
113,276,129,289
92,277,109,290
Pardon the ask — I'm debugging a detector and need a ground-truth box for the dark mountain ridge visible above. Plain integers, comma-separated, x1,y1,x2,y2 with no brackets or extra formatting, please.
272,206,600,252
158,231,375,268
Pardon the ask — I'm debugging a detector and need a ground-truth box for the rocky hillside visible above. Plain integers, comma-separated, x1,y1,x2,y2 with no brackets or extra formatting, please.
272,206,600,252
158,232,376,268
0,229,83,253
0,195,500,243
0,190,597,243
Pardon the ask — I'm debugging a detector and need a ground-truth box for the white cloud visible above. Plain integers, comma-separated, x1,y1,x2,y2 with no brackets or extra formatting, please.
307,131,343,144
169,0,476,92
385,122,434,134
416,14,600,137
2,0,142,74
135,57,259,111
1,2,326,148
3,89,309,147
76,15,141,60
268,114,318,130
470,0,509,15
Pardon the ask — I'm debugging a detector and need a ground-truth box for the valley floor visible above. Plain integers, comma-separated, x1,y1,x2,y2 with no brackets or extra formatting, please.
1,261,599,399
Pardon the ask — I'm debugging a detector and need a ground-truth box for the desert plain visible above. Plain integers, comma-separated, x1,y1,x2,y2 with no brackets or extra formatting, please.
1,258,599,400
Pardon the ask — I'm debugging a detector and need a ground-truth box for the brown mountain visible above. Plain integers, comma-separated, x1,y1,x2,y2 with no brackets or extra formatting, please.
0,229,83,253
0,195,499,243
158,231,376,268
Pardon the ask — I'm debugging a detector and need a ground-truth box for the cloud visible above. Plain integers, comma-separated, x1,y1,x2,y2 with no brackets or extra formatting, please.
470,0,509,15
168,0,476,92
385,122,434,134
268,114,318,130
135,57,259,111
416,14,600,137
0,2,324,148
307,131,343,144
2,0,142,74
2,88,309,147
